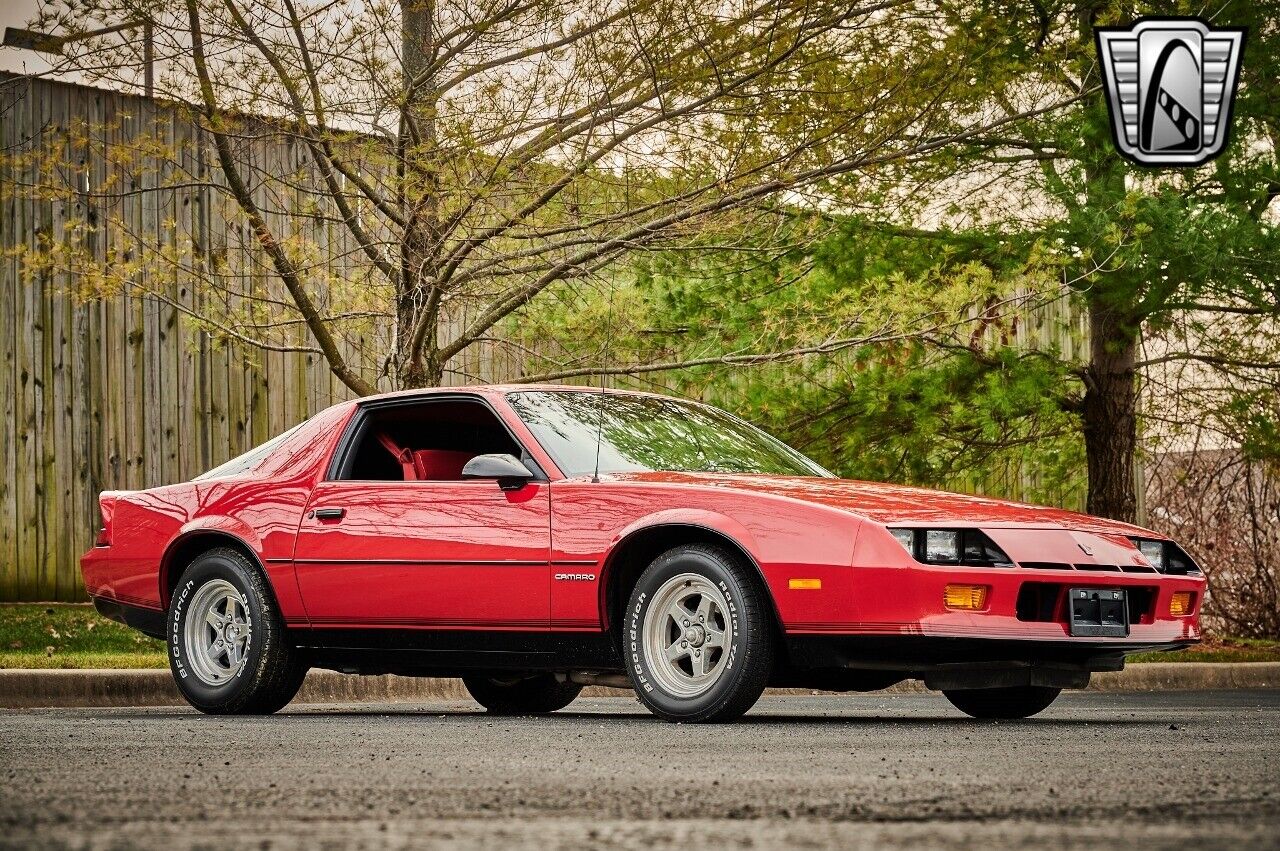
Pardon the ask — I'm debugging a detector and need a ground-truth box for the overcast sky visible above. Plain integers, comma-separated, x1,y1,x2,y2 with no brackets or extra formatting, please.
0,0,81,79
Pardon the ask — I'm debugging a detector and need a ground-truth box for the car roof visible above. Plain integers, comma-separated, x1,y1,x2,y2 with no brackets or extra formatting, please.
351,383,676,405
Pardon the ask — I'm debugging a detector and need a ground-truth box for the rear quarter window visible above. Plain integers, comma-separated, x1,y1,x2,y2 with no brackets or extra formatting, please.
194,423,307,480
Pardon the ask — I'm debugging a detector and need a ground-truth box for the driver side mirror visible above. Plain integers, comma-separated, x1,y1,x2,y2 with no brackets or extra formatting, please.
461,453,534,491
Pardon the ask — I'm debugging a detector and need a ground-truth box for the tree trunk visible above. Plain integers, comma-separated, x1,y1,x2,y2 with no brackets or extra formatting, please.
1082,297,1139,522
396,228,435,388
397,0,441,389
1074,1,1140,523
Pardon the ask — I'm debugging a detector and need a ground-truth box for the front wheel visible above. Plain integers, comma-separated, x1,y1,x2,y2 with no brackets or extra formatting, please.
943,686,1062,719
168,547,307,715
625,544,774,723
462,673,582,714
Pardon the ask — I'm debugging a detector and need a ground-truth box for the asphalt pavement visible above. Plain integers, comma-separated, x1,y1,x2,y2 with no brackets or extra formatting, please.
2,690,1277,849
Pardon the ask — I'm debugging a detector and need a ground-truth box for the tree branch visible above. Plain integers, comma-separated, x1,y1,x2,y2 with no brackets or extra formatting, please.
517,328,907,382
440,90,1089,364
1135,352,1280,371
185,0,375,396
220,0,398,283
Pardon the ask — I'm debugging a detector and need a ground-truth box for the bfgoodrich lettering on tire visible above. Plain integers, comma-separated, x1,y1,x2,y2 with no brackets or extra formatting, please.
625,543,774,722
168,547,307,715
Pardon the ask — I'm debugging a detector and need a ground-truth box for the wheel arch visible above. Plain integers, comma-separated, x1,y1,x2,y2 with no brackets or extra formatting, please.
160,528,265,609
597,521,783,639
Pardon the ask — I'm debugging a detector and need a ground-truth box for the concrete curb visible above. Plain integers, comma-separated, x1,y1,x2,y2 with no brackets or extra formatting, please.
1090,661,1280,691
2,662,1277,709
0,669,638,709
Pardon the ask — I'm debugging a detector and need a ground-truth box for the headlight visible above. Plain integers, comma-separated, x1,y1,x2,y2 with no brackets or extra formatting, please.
890,528,915,554
888,528,1012,566
1127,537,1201,575
925,530,960,563
1136,539,1165,570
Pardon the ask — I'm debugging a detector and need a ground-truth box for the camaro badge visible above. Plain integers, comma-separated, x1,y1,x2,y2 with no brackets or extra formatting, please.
1095,18,1245,166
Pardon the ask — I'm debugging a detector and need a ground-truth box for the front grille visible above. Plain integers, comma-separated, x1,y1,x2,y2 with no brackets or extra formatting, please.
1017,561,1170,575
1020,561,1072,571
1015,582,1157,625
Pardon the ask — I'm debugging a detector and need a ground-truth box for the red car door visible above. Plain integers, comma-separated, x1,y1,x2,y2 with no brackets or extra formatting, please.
292,479,551,630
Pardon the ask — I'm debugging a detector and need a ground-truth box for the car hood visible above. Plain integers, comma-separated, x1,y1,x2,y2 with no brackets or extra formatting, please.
603,471,1155,537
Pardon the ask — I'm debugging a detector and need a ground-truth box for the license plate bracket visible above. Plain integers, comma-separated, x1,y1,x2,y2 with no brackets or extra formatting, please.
1068,587,1129,637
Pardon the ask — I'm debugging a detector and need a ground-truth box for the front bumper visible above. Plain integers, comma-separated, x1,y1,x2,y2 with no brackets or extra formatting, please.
784,562,1205,645
782,633,1194,690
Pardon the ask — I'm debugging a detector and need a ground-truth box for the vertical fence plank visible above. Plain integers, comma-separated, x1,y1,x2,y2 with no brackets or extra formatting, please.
0,79,18,601
33,82,59,603
16,80,37,600
14,74,39,601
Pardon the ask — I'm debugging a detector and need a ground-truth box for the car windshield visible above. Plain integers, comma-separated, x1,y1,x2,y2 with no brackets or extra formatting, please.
507,391,832,478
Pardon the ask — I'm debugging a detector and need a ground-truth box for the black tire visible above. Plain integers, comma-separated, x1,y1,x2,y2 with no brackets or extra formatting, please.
243,656,310,715
624,543,774,723
462,673,582,714
943,686,1062,719
167,547,307,715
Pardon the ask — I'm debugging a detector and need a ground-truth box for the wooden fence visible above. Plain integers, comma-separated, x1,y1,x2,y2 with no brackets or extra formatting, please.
0,73,560,601
0,75,383,601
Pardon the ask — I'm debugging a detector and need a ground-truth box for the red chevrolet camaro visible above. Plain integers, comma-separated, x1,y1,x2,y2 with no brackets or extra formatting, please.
82,385,1204,722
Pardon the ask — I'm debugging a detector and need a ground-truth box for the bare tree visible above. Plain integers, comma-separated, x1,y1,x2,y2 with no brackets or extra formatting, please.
1147,444,1280,640
15,0,1083,392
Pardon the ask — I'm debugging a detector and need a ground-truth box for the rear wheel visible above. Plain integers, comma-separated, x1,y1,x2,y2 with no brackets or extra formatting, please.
167,547,307,715
462,673,582,714
943,686,1061,719
625,544,774,723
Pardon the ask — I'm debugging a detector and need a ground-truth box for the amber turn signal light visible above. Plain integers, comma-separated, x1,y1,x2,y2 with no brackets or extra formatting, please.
788,578,822,590
944,584,989,610
1169,591,1194,616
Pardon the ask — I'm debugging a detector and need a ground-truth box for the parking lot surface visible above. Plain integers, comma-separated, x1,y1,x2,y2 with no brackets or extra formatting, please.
2,690,1277,849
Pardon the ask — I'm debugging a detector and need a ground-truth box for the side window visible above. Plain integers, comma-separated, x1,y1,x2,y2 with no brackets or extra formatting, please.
339,400,522,482
195,422,306,480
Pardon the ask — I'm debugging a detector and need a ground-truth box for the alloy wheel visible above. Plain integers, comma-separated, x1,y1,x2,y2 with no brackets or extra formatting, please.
642,572,733,698
183,578,253,686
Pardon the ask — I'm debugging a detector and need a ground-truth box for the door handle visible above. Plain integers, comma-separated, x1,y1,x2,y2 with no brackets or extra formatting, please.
312,508,346,520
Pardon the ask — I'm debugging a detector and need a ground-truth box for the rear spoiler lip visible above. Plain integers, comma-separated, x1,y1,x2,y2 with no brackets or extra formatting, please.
95,490,132,547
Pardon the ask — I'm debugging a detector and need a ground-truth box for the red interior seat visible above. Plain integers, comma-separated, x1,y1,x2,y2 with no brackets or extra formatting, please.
411,449,473,481
374,432,473,481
